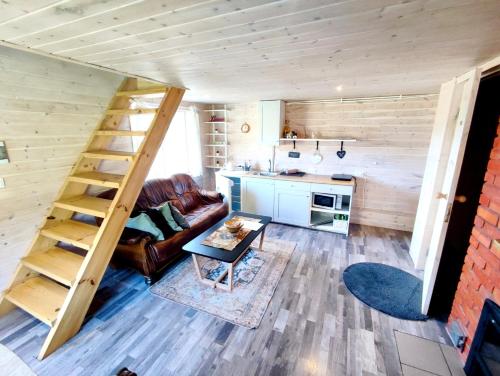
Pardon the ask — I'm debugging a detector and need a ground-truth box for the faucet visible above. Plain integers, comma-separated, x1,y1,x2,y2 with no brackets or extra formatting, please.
244,161,251,171
268,159,272,172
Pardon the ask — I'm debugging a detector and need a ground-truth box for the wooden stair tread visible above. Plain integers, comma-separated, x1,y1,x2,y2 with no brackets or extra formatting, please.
54,195,112,218
41,220,98,251
95,130,147,136
115,87,168,96
106,108,157,115
5,277,68,327
22,248,84,287
82,150,135,161
67,171,124,188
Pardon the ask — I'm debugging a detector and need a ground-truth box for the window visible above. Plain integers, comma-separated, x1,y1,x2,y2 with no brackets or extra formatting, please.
130,106,202,180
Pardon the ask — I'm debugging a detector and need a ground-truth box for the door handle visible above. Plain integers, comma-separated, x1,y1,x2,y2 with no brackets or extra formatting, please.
454,195,467,203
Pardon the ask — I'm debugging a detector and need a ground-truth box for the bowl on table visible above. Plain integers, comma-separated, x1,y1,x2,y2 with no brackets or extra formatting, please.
224,219,243,233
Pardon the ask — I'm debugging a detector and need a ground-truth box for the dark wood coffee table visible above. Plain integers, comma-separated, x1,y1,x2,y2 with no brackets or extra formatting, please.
182,211,271,292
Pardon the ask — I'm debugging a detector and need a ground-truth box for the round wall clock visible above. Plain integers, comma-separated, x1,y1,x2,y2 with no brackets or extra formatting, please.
241,122,250,133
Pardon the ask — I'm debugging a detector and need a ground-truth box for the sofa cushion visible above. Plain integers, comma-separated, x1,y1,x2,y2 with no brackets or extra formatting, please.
119,227,153,245
170,174,204,213
156,202,183,232
144,208,178,239
142,179,181,209
126,213,164,241
185,202,228,232
168,202,190,229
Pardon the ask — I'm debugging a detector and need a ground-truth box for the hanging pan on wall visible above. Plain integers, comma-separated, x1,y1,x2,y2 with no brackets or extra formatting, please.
337,141,346,159
311,141,323,164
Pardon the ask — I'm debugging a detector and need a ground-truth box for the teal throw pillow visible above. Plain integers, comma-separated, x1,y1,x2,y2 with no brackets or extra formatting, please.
126,213,164,240
168,202,190,229
158,202,183,232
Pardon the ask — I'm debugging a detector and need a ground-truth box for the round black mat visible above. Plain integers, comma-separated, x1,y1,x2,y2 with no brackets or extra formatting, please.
343,262,427,321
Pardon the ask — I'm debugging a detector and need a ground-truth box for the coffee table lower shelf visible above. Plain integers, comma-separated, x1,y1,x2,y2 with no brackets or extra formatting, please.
191,227,265,292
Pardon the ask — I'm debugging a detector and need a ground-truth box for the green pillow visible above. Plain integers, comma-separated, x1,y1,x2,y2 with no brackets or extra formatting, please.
126,213,164,240
168,202,190,229
158,202,183,232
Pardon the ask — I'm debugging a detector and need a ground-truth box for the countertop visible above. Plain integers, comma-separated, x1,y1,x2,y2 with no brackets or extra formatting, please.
216,170,355,186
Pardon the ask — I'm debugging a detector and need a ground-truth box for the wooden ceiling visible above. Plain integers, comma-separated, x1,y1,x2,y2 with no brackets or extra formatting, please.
0,0,499,102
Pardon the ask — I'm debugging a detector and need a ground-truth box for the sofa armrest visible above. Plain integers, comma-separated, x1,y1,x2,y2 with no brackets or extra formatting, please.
119,227,154,245
198,189,224,204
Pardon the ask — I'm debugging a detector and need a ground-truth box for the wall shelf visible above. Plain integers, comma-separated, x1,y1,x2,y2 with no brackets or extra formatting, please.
279,138,357,142
203,104,228,169
311,206,350,215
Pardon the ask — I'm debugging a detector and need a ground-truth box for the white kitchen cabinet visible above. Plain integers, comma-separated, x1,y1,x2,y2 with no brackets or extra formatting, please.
274,189,311,226
241,177,275,218
260,100,284,145
240,175,355,235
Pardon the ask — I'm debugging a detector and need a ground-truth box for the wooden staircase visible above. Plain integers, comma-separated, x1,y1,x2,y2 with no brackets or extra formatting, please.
0,78,184,359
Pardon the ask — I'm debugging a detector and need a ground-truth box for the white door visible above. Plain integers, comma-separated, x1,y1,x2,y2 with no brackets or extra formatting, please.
241,178,275,218
421,68,481,314
409,79,462,269
274,189,310,226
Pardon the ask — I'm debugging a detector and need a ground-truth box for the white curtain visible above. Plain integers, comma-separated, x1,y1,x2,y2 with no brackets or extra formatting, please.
129,106,203,180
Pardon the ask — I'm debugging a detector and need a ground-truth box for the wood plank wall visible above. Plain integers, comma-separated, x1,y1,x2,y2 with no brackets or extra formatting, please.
0,46,123,290
222,96,437,231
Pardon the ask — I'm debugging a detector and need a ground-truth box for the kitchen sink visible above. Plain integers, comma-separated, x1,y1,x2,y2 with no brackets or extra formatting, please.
255,171,279,177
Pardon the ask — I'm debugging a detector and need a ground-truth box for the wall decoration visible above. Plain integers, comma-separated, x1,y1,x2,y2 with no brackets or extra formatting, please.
336,141,346,159
240,122,250,133
288,140,300,158
0,141,9,164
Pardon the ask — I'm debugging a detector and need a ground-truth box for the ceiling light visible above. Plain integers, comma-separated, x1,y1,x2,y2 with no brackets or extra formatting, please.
336,85,343,92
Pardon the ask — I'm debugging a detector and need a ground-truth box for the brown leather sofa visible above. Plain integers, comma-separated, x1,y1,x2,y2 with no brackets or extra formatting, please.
98,174,228,284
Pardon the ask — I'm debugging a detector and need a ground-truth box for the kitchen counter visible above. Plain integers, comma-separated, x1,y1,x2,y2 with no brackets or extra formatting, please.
217,170,355,186
216,169,355,235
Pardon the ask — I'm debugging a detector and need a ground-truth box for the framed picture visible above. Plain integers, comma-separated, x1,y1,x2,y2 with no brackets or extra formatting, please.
0,141,8,164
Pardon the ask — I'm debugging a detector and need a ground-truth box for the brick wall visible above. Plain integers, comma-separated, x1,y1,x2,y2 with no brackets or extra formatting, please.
449,119,500,361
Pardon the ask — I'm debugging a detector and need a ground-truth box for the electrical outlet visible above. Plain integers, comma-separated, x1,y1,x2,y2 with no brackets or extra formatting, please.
0,177,5,189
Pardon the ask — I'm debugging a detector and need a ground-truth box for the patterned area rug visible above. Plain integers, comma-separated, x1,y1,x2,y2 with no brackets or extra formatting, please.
0,344,36,376
150,238,296,328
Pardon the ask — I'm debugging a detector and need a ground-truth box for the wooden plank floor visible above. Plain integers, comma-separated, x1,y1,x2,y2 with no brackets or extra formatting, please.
0,224,450,376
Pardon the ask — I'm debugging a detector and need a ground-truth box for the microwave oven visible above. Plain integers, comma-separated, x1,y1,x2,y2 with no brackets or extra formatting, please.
312,192,336,209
